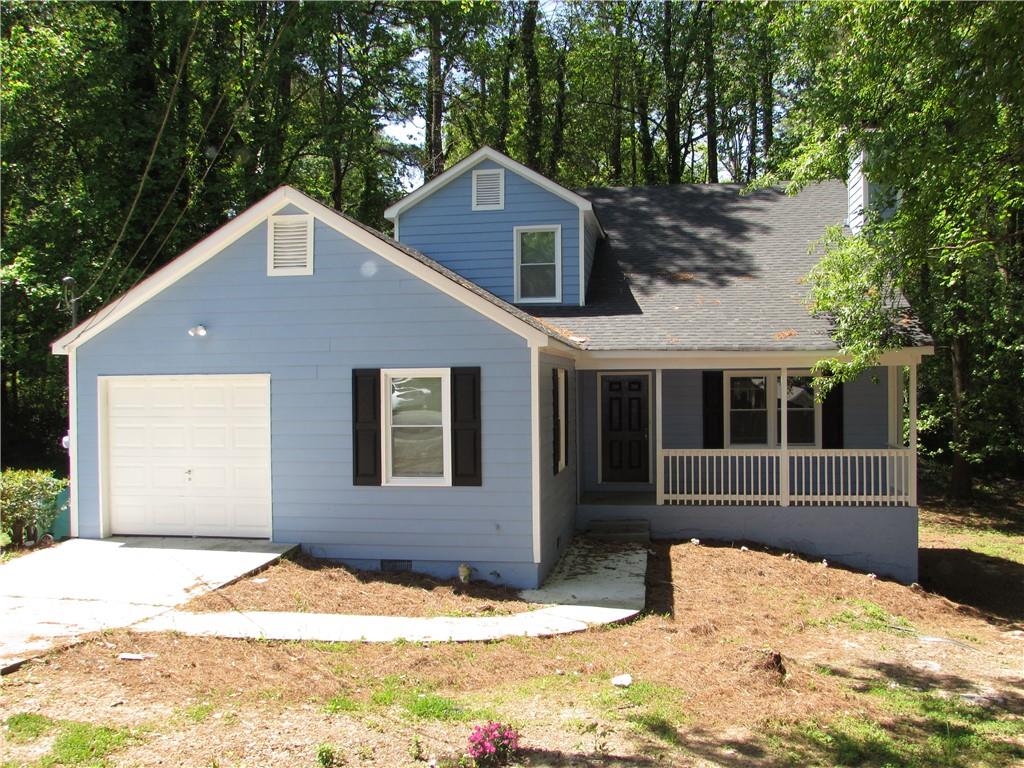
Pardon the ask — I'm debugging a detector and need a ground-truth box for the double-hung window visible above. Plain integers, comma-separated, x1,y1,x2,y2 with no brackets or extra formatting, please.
725,372,820,447
514,225,561,303
382,368,451,485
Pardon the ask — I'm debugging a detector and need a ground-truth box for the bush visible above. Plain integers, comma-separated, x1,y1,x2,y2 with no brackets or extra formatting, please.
1,469,68,547
466,722,520,766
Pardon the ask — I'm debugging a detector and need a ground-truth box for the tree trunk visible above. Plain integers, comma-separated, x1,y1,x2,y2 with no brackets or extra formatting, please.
760,62,774,169
610,57,622,183
425,8,444,180
521,1,542,171
637,83,655,185
746,85,757,182
664,1,681,184
948,334,973,499
495,37,514,153
548,48,567,177
703,5,718,183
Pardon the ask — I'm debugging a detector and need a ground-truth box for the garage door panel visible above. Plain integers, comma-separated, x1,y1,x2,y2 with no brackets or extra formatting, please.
105,375,271,539
192,425,228,449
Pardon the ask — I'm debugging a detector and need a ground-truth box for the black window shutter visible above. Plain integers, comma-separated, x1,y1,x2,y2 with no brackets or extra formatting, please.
451,367,482,486
821,382,844,449
552,370,561,474
352,369,381,485
702,370,724,449
562,370,570,467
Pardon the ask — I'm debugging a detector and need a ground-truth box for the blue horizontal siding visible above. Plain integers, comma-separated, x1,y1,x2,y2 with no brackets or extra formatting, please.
74,217,537,574
398,160,583,306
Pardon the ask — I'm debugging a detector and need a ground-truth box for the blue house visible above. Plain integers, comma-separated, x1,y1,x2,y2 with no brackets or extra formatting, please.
52,147,931,586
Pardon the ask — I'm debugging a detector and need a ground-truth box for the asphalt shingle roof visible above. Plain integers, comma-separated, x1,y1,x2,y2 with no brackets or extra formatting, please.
532,181,927,352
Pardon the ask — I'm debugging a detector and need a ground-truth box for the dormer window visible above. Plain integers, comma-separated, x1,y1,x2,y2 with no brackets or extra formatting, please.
514,225,561,303
267,214,314,276
472,168,504,211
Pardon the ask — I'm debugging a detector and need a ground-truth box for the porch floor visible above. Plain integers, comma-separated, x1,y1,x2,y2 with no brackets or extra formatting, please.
580,491,656,506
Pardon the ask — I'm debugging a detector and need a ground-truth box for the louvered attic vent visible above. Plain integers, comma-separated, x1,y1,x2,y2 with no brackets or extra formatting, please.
472,168,504,211
267,214,314,276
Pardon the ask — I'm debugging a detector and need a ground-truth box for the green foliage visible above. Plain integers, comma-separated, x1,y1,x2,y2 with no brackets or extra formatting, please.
323,693,361,714
43,722,134,766
3,712,57,742
0,469,68,546
316,743,344,768
823,599,913,634
779,0,1024,489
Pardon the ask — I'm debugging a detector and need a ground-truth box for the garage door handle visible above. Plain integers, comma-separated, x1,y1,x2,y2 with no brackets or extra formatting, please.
185,468,192,482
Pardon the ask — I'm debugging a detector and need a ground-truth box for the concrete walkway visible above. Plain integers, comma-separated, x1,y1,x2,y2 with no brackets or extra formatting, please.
134,538,648,643
0,537,292,670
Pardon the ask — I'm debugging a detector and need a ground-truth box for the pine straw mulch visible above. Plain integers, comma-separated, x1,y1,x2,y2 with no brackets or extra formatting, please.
3,538,1023,766
186,551,536,617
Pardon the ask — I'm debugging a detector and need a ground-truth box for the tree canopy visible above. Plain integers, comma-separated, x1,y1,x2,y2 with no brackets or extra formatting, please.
2,0,1021,495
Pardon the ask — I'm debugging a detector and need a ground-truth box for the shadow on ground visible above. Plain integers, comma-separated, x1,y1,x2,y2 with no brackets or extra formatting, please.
919,547,1024,627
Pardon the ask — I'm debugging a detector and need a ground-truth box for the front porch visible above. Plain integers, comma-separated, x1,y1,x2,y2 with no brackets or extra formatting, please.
572,356,923,582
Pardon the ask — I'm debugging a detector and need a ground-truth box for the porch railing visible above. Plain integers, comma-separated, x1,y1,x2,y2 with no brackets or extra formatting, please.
657,448,916,507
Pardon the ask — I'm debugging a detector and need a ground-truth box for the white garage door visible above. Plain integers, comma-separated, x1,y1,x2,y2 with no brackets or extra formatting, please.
103,375,272,538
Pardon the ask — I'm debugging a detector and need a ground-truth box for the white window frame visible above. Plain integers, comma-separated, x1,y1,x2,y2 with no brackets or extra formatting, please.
381,368,452,487
267,213,314,276
514,224,562,304
472,168,505,211
556,367,568,473
723,370,821,448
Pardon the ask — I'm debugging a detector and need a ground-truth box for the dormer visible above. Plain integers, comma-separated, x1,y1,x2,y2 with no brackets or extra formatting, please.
384,147,604,307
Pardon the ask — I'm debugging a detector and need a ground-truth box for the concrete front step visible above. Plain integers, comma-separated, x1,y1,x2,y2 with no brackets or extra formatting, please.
586,519,651,544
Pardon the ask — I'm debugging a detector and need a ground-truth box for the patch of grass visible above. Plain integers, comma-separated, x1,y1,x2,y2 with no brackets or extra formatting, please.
767,685,1024,768
4,713,57,742
366,675,475,722
369,675,404,707
324,694,361,714
865,682,1024,740
305,640,356,654
40,721,135,766
595,681,689,746
824,599,913,633
183,702,214,723
402,691,467,722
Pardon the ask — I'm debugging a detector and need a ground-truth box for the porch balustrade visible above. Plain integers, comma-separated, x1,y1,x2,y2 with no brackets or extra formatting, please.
656,448,916,507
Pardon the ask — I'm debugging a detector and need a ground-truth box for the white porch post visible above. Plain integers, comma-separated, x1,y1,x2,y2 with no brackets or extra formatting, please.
656,368,664,504
909,363,918,506
780,366,790,506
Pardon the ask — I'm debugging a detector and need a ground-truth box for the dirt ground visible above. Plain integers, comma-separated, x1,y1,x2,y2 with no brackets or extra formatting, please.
188,552,536,617
2,487,1023,767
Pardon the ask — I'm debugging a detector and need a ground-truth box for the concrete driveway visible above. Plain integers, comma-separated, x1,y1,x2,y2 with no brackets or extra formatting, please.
0,537,292,671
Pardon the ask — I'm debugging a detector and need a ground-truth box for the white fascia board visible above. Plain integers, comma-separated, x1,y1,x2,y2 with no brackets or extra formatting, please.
576,346,933,370
51,187,295,354
383,146,599,224
52,186,551,355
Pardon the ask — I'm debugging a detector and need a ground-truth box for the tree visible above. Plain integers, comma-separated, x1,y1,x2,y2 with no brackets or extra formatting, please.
779,0,1024,497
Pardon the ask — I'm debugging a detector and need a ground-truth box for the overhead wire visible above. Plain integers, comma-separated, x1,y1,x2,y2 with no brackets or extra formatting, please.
65,9,293,346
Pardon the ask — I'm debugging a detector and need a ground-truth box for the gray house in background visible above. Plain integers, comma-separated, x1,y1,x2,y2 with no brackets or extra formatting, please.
52,147,931,587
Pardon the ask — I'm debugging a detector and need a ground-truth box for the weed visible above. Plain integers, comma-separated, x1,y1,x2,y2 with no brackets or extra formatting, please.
324,694,361,714
409,735,425,761
42,721,135,766
404,692,467,721
316,743,343,767
184,702,214,723
369,675,404,706
627,712,683,746
4,712,57,742
825,599,913,633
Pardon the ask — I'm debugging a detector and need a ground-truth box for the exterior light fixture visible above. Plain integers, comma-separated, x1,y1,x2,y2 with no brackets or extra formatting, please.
188,325,207,337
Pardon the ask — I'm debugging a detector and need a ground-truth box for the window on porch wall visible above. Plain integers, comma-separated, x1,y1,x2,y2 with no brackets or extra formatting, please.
726,373,819,448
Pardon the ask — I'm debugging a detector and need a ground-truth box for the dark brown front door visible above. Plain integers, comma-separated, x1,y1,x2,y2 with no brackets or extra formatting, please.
601,375,649,483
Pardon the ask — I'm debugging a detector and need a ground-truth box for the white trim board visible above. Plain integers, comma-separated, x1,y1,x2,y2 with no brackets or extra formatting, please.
51,186,554,354
383,146,606,239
